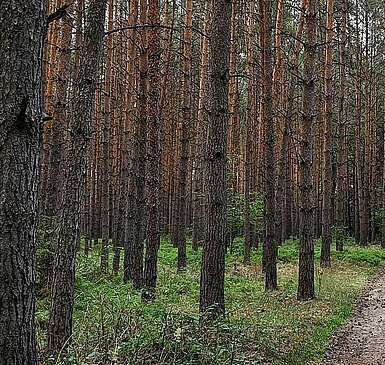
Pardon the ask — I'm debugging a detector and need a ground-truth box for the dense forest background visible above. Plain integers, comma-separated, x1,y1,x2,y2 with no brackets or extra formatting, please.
2,0,385,364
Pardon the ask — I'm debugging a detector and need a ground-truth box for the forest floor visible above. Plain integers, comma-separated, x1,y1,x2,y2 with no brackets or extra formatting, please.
36,237,385,365
322,267,385,365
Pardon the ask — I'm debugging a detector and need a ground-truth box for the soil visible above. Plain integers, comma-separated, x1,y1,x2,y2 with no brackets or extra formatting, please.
322,270,385,365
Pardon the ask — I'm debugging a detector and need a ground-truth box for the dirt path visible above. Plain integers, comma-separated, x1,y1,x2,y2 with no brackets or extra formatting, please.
323,270,385,365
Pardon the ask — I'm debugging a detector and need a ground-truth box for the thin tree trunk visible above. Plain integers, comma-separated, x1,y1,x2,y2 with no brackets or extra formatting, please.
260,0,277,291
244,0,256,265
320,0,333,268
48,0,108,353
46,11,73,216
382,0,385,248
131,0,148,289
176,0,193,271
336,0,347,252
192,0,211,251
123,0,139,283
100,0,114,273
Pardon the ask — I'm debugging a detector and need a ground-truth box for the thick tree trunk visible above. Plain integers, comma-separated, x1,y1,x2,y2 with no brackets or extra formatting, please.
0,1,44,363
143,0,161,301
297,0,318,301
48,0,108,353
199,0,231,318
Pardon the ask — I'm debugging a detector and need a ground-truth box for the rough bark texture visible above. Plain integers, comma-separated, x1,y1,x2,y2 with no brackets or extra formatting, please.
123,0,139,283
46,12,73,216
100,0,115,273
383,0,385,249
199,0,231,317
176,0,193,271
321,0,333,268
143,0,161,301
48,0,108,353
192,0,210,251
243,0,256,265
336,0,347,252
131,0,148,289
260,0,277,291
0,1,44,363
297,0,318,301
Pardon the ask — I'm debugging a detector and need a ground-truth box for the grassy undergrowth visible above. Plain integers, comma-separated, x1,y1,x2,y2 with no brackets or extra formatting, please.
37,238,385,365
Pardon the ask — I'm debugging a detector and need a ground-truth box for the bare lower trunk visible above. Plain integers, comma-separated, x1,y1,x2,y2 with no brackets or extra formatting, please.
260,0,277,291
0,1,44,363
48,0,108,353
143,0,161,301
298,0,318,301
199,0,231,318
320,0,334,268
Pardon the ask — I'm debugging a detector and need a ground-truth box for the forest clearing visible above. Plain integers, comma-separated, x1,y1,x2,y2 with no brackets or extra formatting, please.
2,0,385,364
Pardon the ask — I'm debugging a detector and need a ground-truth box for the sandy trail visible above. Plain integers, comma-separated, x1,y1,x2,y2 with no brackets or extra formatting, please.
323,270,385,365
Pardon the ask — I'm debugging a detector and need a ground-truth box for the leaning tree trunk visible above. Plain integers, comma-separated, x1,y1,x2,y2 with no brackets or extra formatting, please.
199,0,231,318
320,0,334,268
0,1,44,363
297,0,318,301
48,0,108,354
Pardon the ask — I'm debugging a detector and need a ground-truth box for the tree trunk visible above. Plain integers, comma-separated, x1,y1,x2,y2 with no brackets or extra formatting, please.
131,0,148,289
123,0,139,283
48,0,108,353
100,0,114,273
336,0,347,252
46,11,73,216
320,0,333,268
260,0,277,291
0,1,44,363
297,0,318,301
383,0,385,248
199,0,231,318
176,0,193,271
244,0,256,265
192,0,211,251
143,0,161,301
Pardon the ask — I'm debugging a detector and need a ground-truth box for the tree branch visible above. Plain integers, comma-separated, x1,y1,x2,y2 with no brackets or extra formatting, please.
47,3,73,26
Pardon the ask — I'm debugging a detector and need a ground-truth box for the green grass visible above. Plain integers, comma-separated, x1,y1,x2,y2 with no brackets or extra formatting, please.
37,237,385,365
